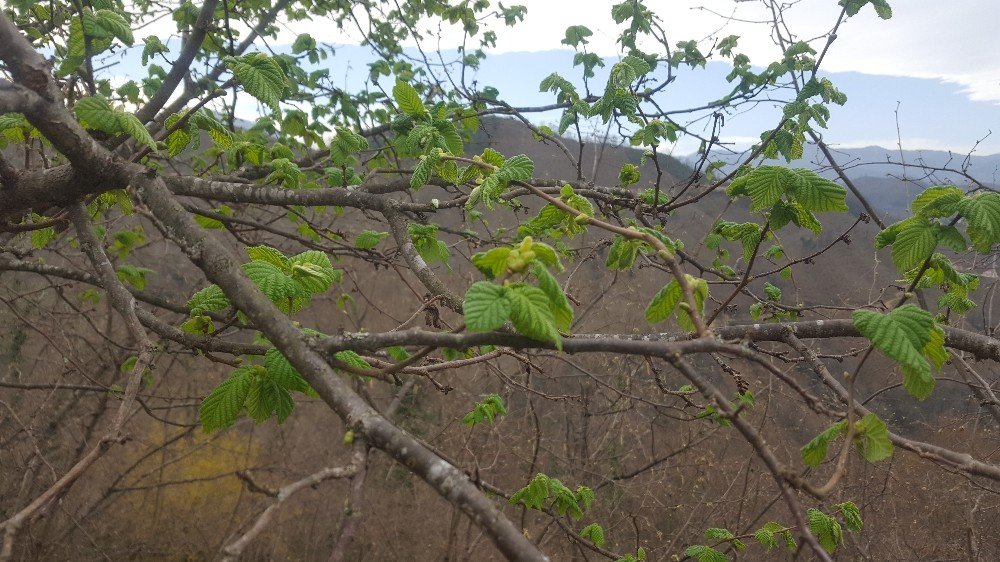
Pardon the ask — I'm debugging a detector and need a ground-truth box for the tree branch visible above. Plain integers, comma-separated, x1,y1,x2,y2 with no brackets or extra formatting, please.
134,172,550,561
0,203,156,561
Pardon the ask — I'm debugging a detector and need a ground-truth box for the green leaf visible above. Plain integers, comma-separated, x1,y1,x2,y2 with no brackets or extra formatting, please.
874,216,915,249
675,276,709,333
498,154,534,181
923,323,949,371
957,192,1000,252
116,264,153,290
801,420,847,467
639,188,668,205
713,221,763,260
704,528,735,541
510,473,550,510
576,486,594,510
683,545,728,562
74,96,121,132
853,413,893,462
890,219,937,272
58,18,92,77
186,284,229,314
472,248,512,279
807,508,843,553
0,113,28,142
790,169,848,212
645,280,682,325
763,282,782,301
606,235,641,270
530,241,563,271
191,111,234,147
519,205,571,238
411,150,441,189
754,528,777,550
117,112,156,150
247,245,290,270
756,522,793,551
433,119,464,155
387,346,410,361
167,129,192,156
181,315,214,335
393,80,426,116
789,201,823,233
264,348,311,394
618,163,640,187
935,224,968,252
355,230,389,249
226,53,288,110
532,262,574,332
330,126,369,165
939,291,976,315
463,282,511,332
290,249,334,272
291,262,338,294
333,350,372,373
87,9,134,46
507,284,561,348
408,223,450,266
579,523,605,548
245,376,294,423
481,147,506,168
727,166,795,211
289,250,339,293
801,414,893,467
836,501,863,532
562,25,593,47
463,394,507,426
31,226,56,249
901,364,936,400
193,211,227,231
912,185,963,217
74,95,156,150
200,366,255,431
841,0,892,19
853,305,938,400
242,260,301,302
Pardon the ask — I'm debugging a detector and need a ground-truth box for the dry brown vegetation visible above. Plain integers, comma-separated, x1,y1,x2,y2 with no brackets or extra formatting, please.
3,118,999,560
3,1,1000,560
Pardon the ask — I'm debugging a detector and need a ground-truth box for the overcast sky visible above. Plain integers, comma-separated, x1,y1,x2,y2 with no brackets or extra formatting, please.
267,0,1000,103
136,1,999,152
485,1,1000,103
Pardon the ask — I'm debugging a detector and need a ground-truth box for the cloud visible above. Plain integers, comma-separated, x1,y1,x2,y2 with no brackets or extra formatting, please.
137,1,998,103
815,0,1000,103
439,0,1000,104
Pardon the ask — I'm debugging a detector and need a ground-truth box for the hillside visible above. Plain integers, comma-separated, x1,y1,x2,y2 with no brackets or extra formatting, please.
683,143,1000,218
469,116,694,185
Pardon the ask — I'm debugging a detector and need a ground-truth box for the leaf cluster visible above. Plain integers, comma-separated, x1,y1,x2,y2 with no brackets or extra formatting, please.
853,305,948,400
508,473,594,520
183,245,341,334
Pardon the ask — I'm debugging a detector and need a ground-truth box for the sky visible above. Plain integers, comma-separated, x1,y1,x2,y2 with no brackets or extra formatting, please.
248,0,999,104
134,0,1000,154
467,0,1000,104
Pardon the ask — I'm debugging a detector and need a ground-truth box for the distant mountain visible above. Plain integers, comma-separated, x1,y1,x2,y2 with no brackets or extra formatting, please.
682,143,1000,218
684,144,1000,184
470,117,693,185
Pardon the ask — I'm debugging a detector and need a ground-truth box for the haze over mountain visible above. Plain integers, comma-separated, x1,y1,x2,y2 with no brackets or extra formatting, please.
680,143,1000,217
